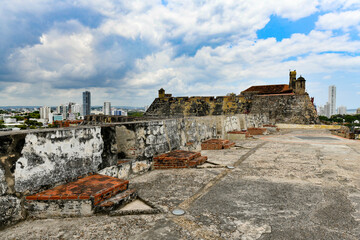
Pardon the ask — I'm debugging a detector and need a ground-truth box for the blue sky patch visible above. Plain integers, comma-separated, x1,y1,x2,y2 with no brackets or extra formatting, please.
257,14,319,41
44,7,104,29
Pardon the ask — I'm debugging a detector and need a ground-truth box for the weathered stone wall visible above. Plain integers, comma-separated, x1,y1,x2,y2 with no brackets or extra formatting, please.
145,95,250,117
0,114,267,228
14,127,103,194
249,94,318,124
145,92,318,125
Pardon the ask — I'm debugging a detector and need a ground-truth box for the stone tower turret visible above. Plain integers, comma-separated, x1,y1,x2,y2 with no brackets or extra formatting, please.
289,70,297,90
294,76,306,94
158,88,165,99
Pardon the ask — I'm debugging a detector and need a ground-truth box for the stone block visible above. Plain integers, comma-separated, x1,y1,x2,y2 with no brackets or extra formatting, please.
226,132,247,141
0,165,7,195
0,196,22,228
118,160,132,179
26,199,93,219
131,160,151,174
98,166,119,178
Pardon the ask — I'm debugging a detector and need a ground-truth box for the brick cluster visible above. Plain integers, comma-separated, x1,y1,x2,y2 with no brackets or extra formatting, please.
228,131,252,138
25,174,129,206
153,150,207,169
201,139,235,150
247,127,267,135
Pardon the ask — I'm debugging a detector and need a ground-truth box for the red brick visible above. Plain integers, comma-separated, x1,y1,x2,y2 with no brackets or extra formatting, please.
48,195,61,200
26,195,38,201
78,195,89,200
37,195,50,201
66,195,78,200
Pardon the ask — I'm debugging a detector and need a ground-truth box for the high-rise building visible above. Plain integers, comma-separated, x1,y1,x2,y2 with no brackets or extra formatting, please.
324,102,331,118
317,105,325,116
70,103,82,116
40,106,51,120
337,106,347,115
82,91,91,116
328,85,336,117
59,104,68,120
103,102,111,115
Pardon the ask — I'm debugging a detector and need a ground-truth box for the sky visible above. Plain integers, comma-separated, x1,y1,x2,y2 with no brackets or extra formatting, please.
1,0,360,108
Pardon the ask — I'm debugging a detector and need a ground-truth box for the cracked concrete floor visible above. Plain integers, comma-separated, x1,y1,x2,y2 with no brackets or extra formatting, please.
1,129,360,240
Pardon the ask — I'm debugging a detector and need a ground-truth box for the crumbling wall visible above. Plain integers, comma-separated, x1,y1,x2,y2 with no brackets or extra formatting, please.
14,128,103,194
0,133,26,228
249,94,318,124
0,114,267,228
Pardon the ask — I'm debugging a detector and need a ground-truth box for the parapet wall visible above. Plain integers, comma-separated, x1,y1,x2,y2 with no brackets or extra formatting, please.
0,113,267,228
249,94,319,124
145,95,251,117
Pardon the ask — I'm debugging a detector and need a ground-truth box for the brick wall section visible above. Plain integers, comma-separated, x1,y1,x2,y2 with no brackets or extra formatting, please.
153,150,207,169
247,128,267,135
201,139,235,150
25,174,129,206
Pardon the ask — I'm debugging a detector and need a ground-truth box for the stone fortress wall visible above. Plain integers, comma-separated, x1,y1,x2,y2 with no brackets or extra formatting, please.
145,94,251,117
145,71,319,124
249,94,318,124
0,113,267,228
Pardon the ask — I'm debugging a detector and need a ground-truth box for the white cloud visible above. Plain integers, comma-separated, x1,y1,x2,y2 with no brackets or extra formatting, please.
7,21,96,83
319,0,360,11
316,10,360,31
1,0,360,107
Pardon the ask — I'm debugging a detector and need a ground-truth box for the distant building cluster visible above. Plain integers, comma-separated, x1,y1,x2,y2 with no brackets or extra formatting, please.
318,85,342,118
40,91,128,125
0,89,146,131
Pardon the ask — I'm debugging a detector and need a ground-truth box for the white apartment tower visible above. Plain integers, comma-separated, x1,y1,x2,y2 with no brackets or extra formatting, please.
40,106,51,120
337,106,347,115
328,85,336,117
103,102,111,115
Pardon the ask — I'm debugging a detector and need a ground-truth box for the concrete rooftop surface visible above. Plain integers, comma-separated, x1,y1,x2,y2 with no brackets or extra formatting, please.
2,129,360,240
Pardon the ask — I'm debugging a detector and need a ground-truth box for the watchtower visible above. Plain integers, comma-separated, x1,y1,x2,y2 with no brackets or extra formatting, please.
158,88,165,99
294,76,306,94
289,70,297,90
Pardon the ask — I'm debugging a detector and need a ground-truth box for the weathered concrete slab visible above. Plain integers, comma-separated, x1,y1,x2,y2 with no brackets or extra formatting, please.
201,148,250,166
130,168,224,212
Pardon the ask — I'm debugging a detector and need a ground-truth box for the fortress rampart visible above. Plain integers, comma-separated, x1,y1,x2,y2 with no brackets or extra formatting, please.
145,71,319,124
0,113,266,228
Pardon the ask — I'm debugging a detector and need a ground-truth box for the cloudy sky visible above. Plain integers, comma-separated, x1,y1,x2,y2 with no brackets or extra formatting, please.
1,0,360,108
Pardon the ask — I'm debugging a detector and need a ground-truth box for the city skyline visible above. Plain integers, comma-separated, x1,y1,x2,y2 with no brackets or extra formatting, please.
0,1,360,108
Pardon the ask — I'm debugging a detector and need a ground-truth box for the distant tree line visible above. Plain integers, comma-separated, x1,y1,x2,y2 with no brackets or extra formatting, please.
319,114,360,127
